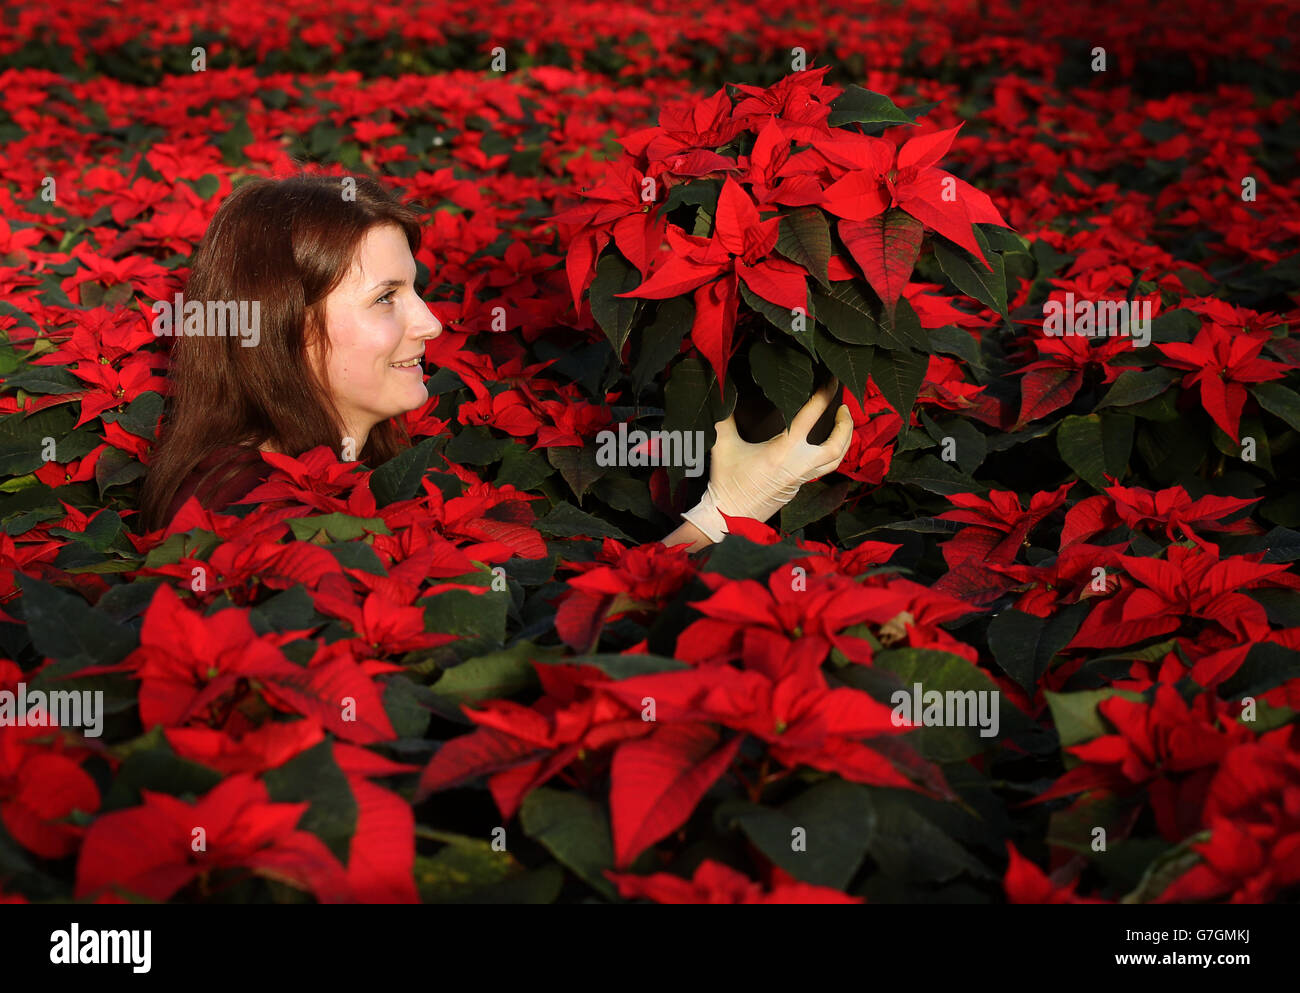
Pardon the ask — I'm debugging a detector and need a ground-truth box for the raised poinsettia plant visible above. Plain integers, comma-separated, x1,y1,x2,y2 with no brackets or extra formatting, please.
553,66,1015,444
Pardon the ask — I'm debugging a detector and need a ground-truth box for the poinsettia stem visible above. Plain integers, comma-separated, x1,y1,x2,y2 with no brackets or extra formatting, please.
746,755,773,803
732,766,754,796
415,826,480,845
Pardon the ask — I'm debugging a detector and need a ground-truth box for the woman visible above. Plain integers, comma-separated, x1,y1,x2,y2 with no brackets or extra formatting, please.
139,174,854,551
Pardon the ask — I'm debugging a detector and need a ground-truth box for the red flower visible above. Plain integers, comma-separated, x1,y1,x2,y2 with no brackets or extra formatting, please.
75,774,351,903
0,661,100,858
988,542,1122,617
1013,307,1137,427
918,354,986,412
67,356,168,427
145,529,348,600
1032,685,1254,842
416,664,652,818
550,158,670,313
838,385,902,485
364,530,479,603
936,483,1073,569
311,590,458,658
1156,322,1292,441
166,720,327,776
421,479,548,561
1155,731,1300,903
618,87,746,178
1004,843,1106,904
334,743,420,904
241,446,375,517
607,858,862,904
0,535,62,622
609,722,744,866
818,124,1009,267
730,65,840,144
614,177,810,384
555,538,698,652
101,585,396,745
533,393,613,448
1061,483,1258,551
458,387,543,438
1070,544,1293,651
60,241,175,303
30,307,160,369
597,634,927,804
674,567,909,666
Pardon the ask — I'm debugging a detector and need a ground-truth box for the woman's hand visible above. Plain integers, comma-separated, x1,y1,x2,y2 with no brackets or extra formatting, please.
663,381,853,551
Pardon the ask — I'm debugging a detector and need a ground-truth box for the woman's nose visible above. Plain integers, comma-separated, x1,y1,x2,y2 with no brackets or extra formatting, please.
415,303,442,339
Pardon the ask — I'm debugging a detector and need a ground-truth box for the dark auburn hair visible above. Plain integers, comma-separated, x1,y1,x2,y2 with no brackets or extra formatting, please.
139,174,425,532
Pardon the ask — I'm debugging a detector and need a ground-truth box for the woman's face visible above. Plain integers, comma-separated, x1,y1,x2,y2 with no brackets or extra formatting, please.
315,224,442,448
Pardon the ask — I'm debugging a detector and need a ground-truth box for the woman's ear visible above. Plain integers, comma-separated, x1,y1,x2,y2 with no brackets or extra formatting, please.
302,309,333,388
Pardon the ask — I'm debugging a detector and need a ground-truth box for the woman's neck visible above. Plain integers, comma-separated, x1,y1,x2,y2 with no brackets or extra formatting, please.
254,429,367,460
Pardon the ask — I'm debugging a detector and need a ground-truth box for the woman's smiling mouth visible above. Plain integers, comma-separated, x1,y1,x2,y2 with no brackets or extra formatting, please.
390,357,422,369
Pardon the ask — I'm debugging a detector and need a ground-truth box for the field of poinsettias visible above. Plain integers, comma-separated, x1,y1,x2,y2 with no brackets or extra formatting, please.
2,0,1300,907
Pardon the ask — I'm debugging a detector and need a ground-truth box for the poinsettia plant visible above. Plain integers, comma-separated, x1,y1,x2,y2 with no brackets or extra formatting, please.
553,67,1015,453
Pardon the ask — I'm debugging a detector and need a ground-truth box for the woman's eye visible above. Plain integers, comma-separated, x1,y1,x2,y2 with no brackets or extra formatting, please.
377,291,395,305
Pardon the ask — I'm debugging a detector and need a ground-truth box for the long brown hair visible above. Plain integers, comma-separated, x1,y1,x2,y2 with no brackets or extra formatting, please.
139,174,425,532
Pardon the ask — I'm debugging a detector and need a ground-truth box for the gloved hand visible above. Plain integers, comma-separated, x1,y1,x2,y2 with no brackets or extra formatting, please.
682,380,854,543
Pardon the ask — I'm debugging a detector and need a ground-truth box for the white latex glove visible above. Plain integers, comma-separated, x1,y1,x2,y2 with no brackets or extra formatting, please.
682,380,854,543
